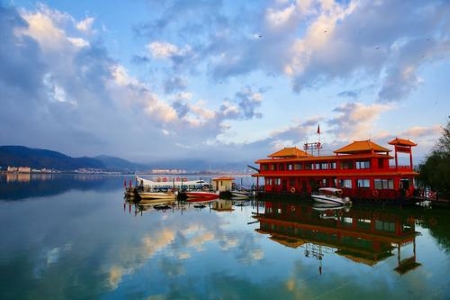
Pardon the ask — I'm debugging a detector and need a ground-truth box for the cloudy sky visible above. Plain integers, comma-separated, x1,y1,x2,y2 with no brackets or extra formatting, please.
1,0,449,167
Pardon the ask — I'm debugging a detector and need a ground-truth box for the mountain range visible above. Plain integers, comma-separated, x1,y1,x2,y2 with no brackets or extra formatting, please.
0,146,250,172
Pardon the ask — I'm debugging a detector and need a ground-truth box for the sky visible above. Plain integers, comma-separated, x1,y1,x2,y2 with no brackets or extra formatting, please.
1,0,449,168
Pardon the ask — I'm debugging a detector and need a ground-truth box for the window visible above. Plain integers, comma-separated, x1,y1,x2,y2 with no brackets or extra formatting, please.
287,163,293,171
294,163,302,170
374,179,393,189
270,164,277,171
356,179,370,188
341,161,353,169
315,162,330,170
261,164,268,171
340,179,352,188
279,163,285,171
356,160,370,169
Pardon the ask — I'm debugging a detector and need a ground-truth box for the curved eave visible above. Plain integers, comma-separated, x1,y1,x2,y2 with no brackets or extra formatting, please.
255,153,393,164
388,138,417,147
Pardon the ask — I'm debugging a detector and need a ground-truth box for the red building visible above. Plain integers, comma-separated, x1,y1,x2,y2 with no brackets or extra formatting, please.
252,138,418,204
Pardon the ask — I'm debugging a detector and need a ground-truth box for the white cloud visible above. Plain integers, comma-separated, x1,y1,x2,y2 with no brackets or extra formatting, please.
1,0,449,166
76,17,95,33
330,102,392,141
147,41,191,59
67,37,89,48
266,5,296,29
18,7,67,52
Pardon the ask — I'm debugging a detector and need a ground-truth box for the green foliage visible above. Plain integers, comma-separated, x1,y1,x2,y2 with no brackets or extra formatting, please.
417,116,450,198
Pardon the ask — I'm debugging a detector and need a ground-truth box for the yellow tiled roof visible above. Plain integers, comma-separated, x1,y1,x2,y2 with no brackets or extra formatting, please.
268,147,310,158
388,137,417,146
334,140,390,154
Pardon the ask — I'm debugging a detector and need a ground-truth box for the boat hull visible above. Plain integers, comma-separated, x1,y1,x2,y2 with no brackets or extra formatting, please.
138,192,177,200
185,192,218,199
311,195,348,205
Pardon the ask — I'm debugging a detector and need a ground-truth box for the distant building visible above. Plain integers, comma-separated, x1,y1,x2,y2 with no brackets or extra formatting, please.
7,166,31,173
18,167,31,173
151,169,186,174
7,166,18,173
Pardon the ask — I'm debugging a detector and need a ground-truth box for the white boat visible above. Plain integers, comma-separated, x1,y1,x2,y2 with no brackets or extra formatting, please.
311,188,351,205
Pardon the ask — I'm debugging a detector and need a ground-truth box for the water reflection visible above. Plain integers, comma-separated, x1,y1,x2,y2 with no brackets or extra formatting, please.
0,173,124,200
2,176,450,299
254,201,421,275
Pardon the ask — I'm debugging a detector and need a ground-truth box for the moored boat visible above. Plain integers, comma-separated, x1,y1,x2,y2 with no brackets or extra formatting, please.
138,190,177,200
311,187,351,205
184,190,219,200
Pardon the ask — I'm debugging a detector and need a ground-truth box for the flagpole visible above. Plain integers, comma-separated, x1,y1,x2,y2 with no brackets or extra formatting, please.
317,124,321,156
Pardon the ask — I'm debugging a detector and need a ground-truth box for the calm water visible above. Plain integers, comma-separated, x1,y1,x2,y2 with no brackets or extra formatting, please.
1,174,449,299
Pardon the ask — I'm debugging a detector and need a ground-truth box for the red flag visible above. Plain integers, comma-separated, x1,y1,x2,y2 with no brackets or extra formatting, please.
317,124,320,134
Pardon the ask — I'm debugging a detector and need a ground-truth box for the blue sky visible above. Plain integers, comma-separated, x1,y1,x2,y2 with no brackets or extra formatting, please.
1,0,449,167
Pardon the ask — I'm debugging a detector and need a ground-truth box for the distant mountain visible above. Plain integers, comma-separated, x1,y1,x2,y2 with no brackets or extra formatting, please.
0,146,105,171
94,155,146,171
0,145,251,173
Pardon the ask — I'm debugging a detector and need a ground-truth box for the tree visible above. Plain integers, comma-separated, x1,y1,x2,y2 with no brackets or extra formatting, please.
417,116,450,199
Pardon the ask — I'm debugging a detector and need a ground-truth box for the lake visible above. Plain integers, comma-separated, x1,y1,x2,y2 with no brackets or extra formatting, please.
1,174,449,299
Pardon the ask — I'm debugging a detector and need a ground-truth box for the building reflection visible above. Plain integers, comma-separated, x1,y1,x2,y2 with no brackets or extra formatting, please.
254,201,421,274
6,172,32,182
211,199,234,212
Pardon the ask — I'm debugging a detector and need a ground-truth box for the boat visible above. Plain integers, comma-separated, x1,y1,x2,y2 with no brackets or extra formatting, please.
311,188,351,205
184,191,219,200
251,137,419,204
137,190,177,200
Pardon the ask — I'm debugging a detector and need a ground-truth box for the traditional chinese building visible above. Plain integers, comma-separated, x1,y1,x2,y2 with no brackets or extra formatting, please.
252,138,418,204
